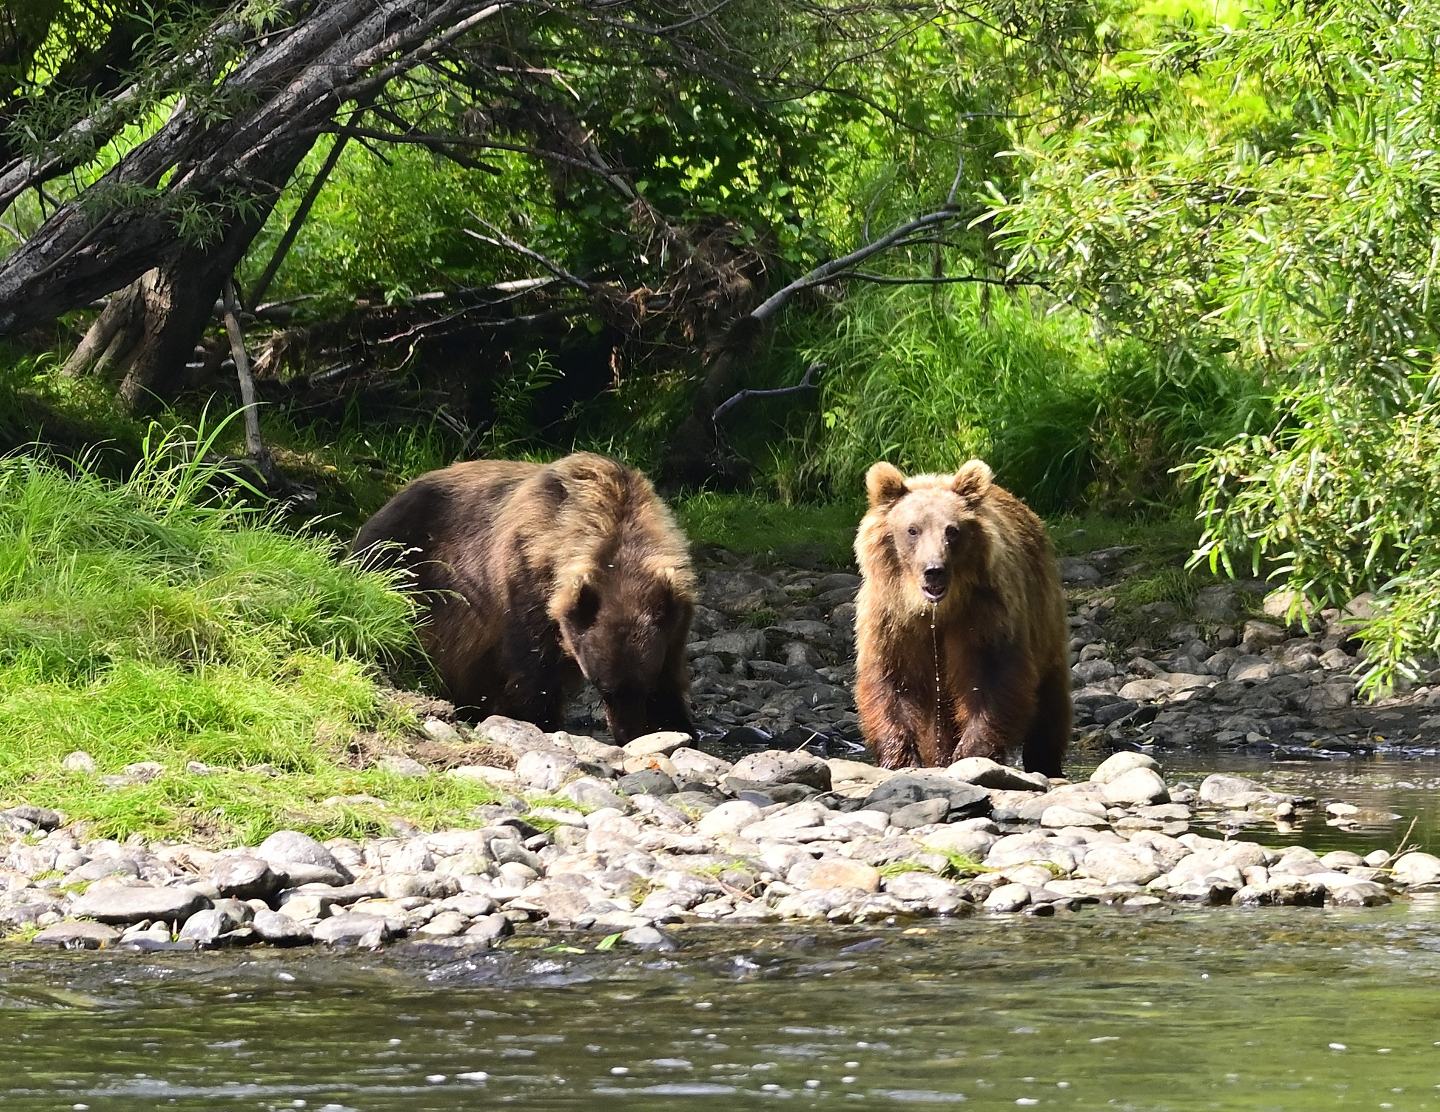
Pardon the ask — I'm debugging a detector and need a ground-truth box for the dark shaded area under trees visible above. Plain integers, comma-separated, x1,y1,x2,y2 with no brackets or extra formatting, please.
0,0,1079,487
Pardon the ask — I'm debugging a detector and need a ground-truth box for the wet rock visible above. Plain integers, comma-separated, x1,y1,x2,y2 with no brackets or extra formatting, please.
1391,852,1440,886
4,805,61,831
251,909,313,946
32,920,122,948
1327,880,1390,907
883,871,966,911
1197,773,1278,808
212,856,280,901
313,913,394,947
729,749,832,791
1100,768,1170,806
983,883,1032,912
1089,752,1161,784
622,924,679,950
1233,877,1324,907
71,884,210,925
947,757,1047,792
865,775,989,819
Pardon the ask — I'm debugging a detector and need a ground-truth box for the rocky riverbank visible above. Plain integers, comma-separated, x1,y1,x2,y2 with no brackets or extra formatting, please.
9,541,1440,954
656,546,1440,760
11,740,1440,955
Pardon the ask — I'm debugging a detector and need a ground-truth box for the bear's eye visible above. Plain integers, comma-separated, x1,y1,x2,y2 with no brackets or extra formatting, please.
945,524,961,542
906,526,919,538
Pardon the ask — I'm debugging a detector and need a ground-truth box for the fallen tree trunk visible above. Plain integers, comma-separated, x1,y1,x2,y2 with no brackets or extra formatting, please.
0,0,505,355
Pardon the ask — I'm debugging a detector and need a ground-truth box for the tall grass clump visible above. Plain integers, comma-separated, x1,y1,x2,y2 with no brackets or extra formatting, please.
0,423,458,842
792,284,1265,513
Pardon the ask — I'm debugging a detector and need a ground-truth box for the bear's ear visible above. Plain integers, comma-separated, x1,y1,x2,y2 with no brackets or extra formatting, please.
951,459,993,506
567,580,602,631
866,462,908,508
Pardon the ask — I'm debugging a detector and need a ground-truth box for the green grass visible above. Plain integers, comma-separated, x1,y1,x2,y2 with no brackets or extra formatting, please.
0,420,517,844
675,490,863,568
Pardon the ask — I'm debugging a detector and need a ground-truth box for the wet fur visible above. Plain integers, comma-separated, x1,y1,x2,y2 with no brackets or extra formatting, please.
354,452,695,741
853,460,1070,774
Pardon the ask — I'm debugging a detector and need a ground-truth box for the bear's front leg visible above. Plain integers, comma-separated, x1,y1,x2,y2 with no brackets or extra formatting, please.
856,666,936,768
954,640,1033,765
498,616,570,731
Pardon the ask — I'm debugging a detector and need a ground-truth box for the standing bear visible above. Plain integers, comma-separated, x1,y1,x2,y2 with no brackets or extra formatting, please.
354,452,696,744
853,458,1070,774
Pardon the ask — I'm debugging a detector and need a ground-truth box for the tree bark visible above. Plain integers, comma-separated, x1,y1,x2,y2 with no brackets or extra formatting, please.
0,0,503,340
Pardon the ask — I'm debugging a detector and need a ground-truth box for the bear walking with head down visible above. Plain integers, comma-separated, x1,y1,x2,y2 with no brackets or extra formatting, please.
354,452,696,744
853,459,1070,775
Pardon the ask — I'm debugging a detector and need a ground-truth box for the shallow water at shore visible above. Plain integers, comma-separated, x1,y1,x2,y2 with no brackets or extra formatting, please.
7,754,1440,1112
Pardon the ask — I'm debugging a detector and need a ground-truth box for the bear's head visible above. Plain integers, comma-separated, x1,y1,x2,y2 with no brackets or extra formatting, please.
863,458,995,608
554,568,694,744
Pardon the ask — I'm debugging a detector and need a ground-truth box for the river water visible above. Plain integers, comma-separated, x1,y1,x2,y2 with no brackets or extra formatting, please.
7,756,1440,1112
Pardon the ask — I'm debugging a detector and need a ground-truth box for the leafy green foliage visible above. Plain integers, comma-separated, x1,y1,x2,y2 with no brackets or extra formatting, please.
0,419,503,842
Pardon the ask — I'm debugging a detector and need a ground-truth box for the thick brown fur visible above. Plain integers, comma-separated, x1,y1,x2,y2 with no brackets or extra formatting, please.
853,459,1071,775
354,452,696,743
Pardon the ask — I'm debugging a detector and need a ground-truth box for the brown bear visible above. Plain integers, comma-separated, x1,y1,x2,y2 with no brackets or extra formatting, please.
853,458,1070,775
354,452,696,744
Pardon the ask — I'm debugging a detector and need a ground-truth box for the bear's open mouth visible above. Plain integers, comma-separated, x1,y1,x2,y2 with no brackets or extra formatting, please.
920,584,947,602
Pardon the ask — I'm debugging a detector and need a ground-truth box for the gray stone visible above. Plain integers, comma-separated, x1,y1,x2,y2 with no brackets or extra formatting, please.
983,882,1032,912
1118,678,1173,702
888,798,951,829
464,912,513,945
561,777,633,813
1233,878,1324,907
313,913,394,946
947,757,1047,792
62,750,97,773
256,830,350,878
475,715,552,755
178,906,249,946
4,805,61,831
378,754,430,778
617,768,678,796
71,884,210,925
1056,558,1102,585
729,749,832,791
1089,752,1160,784
515,748,580,792
251,909,314,945
421,717,464,744
623,732,691,758
1327,880,1390,907
1101,768,1170,806
622,924,679,950
1041,805,1108,828
1194,585,1239,622
212,856,280,901
31,920,121,948
1072,659,1117,684
1197,773,1277,808
703,570,787,613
